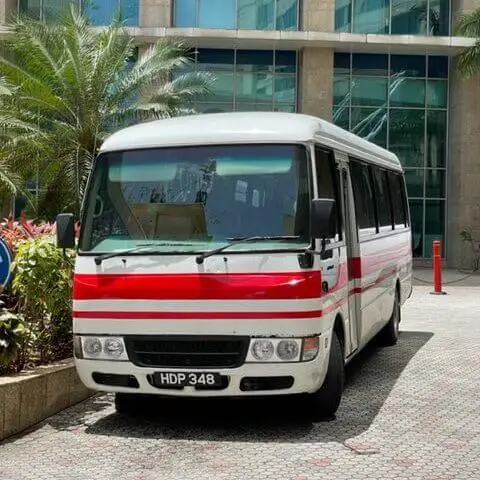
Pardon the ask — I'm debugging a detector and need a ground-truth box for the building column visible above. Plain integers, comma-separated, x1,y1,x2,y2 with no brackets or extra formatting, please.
447,1,480,268
298,48,334,121
0,0,17,24
301,0,334,32
140,0,171,28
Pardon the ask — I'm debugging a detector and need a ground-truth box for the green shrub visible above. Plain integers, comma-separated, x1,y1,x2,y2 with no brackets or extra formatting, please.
0,310,33,372
12,236,74,363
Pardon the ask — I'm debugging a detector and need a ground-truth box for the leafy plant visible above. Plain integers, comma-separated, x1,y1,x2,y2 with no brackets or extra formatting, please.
12,236,75,362
0,310,31,371
0,5,214,218
456,8,480,77
0,212,56,252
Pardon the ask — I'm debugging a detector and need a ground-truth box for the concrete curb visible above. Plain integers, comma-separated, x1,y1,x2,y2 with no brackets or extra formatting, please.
0,359,93,441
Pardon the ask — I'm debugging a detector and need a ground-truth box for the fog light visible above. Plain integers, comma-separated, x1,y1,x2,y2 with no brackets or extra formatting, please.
104,338,125,358
251,340,274,361
276,340,300,361
83,337,102,358
302,337,319,361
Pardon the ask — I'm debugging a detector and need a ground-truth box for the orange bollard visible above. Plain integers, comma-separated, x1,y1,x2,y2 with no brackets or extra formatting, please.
431,240,446,295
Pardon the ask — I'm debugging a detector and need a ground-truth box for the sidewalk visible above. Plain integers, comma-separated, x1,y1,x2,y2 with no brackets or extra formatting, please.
413,267,480,287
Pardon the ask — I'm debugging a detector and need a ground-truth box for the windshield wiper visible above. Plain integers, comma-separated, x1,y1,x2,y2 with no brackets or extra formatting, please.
93,242,197,266
195,236,301,265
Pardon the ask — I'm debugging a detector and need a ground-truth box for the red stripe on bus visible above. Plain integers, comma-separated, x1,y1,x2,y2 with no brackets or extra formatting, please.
72,310,323,320
73,271,323,301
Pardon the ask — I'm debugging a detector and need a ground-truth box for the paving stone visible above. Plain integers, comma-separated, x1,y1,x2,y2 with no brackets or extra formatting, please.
0,285,479,479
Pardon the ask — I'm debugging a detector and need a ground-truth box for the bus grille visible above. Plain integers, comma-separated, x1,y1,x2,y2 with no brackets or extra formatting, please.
125,336,249,369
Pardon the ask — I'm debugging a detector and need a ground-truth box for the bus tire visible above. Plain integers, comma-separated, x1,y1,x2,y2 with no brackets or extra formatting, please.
376,291,401,347
114,393,140,415
308,331,344,421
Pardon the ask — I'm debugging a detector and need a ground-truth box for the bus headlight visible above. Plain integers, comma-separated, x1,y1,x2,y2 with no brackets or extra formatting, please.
277,339,300,361
76,336,128,361
251,340,274,361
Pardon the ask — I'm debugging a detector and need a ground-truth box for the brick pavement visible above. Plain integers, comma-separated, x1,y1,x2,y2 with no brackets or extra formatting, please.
0,285,479,479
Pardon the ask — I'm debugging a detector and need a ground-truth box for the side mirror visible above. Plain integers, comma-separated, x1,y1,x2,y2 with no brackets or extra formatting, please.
56,213,75,249
310,198,337,239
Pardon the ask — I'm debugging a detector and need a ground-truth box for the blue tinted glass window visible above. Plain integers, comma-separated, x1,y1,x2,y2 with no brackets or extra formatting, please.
276,0,298,30
197,48,235,70
335,0,352,32
335,0,450,36
237,0,275,30
236,50,274,72
428,56,449,78
390,55,426,77
120,0,139,25
391,0,427,35
175,0,196,27
334,53,351,74
352,54,389,76
352,0,389,34
275,51,297,73
198,0,236,28
429,0,450,35
86,0,138,26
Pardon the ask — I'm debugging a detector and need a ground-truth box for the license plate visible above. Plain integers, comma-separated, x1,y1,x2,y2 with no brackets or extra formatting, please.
153,372,222,388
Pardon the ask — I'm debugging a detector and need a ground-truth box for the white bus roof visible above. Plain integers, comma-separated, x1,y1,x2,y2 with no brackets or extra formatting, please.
100,112,402,171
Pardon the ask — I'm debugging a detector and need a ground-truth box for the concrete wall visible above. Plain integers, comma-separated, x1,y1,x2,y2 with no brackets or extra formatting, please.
299,48,333,121
446,1,480,268
301,0,334,32
140,0,171,28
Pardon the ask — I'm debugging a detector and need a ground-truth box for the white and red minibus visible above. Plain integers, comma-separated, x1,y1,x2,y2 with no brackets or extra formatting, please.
56,112,412,419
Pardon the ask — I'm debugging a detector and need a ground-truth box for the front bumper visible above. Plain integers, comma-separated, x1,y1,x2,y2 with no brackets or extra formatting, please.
75,349,330,397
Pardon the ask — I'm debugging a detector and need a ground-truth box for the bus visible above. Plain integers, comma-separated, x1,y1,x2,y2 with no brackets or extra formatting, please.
56,112,412,420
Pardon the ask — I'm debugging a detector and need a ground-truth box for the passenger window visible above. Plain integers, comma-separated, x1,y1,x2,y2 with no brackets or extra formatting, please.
350,160,377,231
315,147,341,240
388,171,407,228
372,168,393,229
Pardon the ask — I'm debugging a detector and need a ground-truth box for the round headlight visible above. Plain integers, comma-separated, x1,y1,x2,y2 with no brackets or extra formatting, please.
277,340,299,361
251,340,274,361
83,337,102,357
104,338,125,358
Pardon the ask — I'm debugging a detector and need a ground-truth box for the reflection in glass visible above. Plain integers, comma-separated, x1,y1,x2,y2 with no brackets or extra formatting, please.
333,76,351,105
390,55,426,77
426,80,447,108
19,0,42,19
352,0,389,33
390,78,425,107
276,0,298,30
335,0,352,32
351,77,388,106
404,169,425,197
174,0,196,27
389,109,425,167
426,110,447,168
391,0,428,35
429,0,450,35
425,170,445,198
237,0,275,30
351,107,387,147
424,200,445,256
198,0,236,28
236,73,273,102
274,76,296,103
333,107,350,130
409,199,424,257
86,0,139,26
352,54,389,76
80,145,311,252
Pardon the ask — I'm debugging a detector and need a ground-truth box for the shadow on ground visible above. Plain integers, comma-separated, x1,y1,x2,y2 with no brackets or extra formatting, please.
45,330,432,444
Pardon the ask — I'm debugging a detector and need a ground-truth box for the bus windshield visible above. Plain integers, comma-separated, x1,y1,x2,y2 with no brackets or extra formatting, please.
79,144,311,253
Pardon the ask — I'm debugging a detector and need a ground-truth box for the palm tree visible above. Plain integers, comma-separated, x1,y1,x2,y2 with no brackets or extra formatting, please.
0,5,214,218
456,8,480,77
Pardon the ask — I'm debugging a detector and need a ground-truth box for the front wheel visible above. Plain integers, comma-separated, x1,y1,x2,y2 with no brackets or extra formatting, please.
307,331,344,421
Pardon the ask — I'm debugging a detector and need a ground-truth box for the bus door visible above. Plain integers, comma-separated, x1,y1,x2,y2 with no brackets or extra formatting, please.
335,152,361,357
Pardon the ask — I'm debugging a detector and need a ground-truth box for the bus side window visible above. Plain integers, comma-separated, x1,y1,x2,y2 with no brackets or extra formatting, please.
349,159,377,234
387,171,407,228
314,146,341,242
371,167,394,230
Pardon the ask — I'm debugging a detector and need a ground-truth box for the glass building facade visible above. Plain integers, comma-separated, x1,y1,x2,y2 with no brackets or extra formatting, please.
174,0,298,30
333,53,448,257
185,49,297,113
335,0,450,36
19,0,139,26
